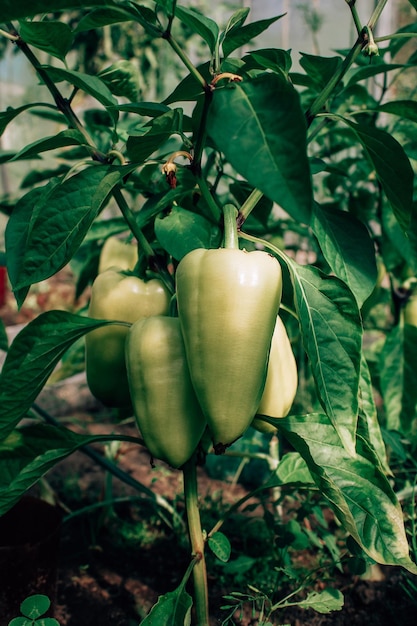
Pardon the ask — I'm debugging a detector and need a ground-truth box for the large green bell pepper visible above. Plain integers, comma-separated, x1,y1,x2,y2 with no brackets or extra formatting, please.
176,247,282,451
126,316,207,468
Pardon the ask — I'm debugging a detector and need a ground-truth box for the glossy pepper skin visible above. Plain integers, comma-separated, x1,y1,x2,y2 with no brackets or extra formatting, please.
98,236,138,273
126,316,206,468
86,269,170,408
252,315,298,434
176,247,282,451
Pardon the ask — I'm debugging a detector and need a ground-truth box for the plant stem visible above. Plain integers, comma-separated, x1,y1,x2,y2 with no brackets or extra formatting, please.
182,455,209,626
111,188,153,257
163,30,208,91
239,188,264,223
346,1,363,37
367,0,389,31
222,203,239,249
7,23,105,161
33,403,182,528
197,175,222,222
305,37,363,125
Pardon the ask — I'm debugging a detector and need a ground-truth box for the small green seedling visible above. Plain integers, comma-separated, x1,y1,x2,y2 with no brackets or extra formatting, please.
8,595,60,626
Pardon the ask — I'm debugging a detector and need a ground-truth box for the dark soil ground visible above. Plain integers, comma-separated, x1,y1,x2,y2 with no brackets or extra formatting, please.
2,273,417,625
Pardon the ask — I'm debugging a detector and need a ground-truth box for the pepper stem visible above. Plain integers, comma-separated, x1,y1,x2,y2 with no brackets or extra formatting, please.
222,204,239,250
182,454,209,626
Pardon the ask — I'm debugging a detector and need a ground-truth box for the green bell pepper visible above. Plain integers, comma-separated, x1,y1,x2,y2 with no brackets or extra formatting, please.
86,269,170,408
126,316,207,468
176,247,282,452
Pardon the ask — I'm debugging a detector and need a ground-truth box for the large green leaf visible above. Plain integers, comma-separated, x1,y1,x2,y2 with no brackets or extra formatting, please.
18,20,73,61
222,14,285,58
154,206,221,261
311,203,377,307
6,166,126,302
379,323,417,434
42,67,119,121
287,260,362,454
74,3,161,36
0,424,125,516
9,129,87,162
342,119,414,234
207,74,312,224
175,6,219,54
300,53,342,90
1,0,118,21
347,63,404,87
0,103,57,136
358,355,390,475
376,100,417,124
0,311,121,441
277,413,417,573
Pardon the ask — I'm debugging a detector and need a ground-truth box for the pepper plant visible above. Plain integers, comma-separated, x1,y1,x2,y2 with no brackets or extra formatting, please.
1,0,417,624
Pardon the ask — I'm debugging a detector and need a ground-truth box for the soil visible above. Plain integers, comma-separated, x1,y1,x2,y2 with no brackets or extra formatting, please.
1,273,417,626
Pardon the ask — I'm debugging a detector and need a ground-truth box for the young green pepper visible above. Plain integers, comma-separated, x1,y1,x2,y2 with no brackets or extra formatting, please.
176,247,282,452
86,269,171,408
252,315,298,434
125,316,207,468
98,236,138,273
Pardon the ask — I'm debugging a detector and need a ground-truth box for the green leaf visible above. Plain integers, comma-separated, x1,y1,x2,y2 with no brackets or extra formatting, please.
1,0,118,21
98,60,141,101
0,424,120,516
175,6,219,54
0,311,120,441
381,202,417,274
358,355,390,475
42,66,118,121
245,48,292,75
311,203,377,307
114,102,170,117
269,452,314,487
293,588,344,614
156,0,176,18
376,100,417,124
141,585,192,625
347,63,404,86
154,206,221,261
207,74,312,224
288,261,362,454
300,53,342,89
9,129,86,162
6,166,126,301
126,109,183,162
379,325,403,432
222,14,285,58
0,103,56,137
379,323,417,434
208,532,231,563
278,413,417,572
18,20,73,61
220,7,249,43
342,119,414,234
75,4,161,37
20,594,51,619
